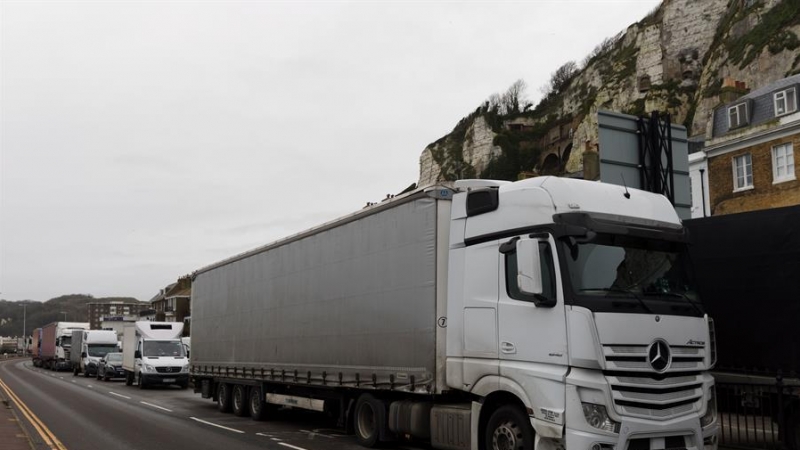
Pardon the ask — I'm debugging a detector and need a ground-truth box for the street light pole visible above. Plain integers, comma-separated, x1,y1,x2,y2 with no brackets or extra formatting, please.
61,311,67,321
22,303,26,356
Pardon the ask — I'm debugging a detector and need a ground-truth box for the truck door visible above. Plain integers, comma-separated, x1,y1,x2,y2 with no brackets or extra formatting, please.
497,234,568,368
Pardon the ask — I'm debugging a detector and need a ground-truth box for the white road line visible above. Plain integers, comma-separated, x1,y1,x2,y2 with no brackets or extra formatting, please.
299,429,335,439
140,401,172,412
256,433,274,437
59,377,63,379
271,438,282,441
189,417,244,433
278,443,308,450
71,380,76,383
87,385,93,388
109,392,131,399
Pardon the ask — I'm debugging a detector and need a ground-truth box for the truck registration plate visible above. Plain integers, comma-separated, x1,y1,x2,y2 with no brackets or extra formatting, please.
163,378,175,383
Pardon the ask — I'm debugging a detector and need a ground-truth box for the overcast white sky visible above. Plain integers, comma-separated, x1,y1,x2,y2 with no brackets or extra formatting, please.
1,0,660,302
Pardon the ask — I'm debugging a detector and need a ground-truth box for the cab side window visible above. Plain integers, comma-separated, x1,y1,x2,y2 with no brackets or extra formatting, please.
505,241,556,303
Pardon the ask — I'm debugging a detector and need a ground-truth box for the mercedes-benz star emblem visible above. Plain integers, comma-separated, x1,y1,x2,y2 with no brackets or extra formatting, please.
648,339,671,372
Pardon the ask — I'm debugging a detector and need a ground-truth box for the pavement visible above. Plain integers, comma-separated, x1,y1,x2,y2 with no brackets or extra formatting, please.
0,358,35,450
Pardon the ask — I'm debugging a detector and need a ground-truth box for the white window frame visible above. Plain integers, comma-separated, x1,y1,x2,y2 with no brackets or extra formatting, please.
732,153,753,192
772,142,796,183
774,88,797,117
728,103,748,128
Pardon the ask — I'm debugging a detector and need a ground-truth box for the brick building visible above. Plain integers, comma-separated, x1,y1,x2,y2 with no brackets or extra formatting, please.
701,75,800,215
149,276,191,335
87,301,151,330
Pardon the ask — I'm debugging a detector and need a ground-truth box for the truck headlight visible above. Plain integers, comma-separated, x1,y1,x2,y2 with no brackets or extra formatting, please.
143,364,155,373
582,403,620,433
181,364,189,373
701,389,717,428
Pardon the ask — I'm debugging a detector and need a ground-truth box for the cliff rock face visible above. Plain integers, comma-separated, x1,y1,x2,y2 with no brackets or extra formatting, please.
418,0,800,186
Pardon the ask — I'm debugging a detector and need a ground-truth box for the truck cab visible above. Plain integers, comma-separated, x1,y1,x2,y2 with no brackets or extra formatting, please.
72,330,119,377
446,177,717,450
122,322,189,389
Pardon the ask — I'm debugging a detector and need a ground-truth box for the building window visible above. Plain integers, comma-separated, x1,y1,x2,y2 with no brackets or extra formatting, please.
733,153,753,191
774,88,797,116
772,143,796,183
728,103,748,129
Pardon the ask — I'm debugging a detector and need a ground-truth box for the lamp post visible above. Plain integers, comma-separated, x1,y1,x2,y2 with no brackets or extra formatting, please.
61,311,67,321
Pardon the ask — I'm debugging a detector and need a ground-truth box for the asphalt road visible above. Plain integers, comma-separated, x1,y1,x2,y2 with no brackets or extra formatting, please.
0,358,424,450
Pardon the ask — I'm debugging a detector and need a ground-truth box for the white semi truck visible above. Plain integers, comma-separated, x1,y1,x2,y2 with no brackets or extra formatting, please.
70,330,119,377
40,322,90,371
122,321,189,389
191,177,719,450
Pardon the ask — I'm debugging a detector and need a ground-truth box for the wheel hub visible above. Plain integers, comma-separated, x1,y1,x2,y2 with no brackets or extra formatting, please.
492,421,522,450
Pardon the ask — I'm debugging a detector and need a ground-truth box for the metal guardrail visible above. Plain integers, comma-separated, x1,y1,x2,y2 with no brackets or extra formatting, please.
717,376,799,450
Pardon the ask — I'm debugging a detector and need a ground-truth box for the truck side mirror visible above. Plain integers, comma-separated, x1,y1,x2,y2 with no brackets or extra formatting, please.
134,350,141,359
516,238,543,296
81,352,87,358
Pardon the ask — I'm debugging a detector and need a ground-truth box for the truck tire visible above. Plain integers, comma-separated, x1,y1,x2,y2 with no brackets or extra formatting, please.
73,366,78,376
96,369,102,380
138,373,147,389
248,386,269,421
125,371,133,386
354,394,386,448
232,385,249,417
484,405,535,450
217,383,232,413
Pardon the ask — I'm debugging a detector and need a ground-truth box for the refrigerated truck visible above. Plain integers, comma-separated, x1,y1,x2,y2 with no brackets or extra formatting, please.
122,321,188,389
70,330,119,377
191,177,719,450
40,322,89,371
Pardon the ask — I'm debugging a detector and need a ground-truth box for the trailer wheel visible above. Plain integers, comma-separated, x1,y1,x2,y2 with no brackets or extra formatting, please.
354,394,386,448
125,371,133,386
249,386,270,421
485,405,535,450
232,385,249,417
217,383,232,413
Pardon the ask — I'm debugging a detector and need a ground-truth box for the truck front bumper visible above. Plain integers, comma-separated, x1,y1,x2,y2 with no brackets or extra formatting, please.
141,374,189,386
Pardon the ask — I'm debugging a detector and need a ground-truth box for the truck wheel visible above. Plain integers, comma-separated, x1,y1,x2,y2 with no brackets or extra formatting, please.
484,405,535,450
138,373,147,389
96,370,102,380
232,385,249,417
73,366,78,376
84,368,90,378
217,383,232,413
125,371,133,386
249,386,269,421
354,394,386,448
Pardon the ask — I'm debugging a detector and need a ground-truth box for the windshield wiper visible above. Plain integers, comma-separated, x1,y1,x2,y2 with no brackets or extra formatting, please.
580,287,654,314
642,290,704,316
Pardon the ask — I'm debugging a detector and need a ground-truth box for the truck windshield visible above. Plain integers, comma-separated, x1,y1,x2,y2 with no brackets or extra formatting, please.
60,336,71,347
143,340,185,357
561,233,704,316
87,344,118,357
106,353,122,362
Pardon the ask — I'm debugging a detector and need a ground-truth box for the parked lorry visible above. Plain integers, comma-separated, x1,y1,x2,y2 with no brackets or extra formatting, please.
40,322,89,371
686,204,800,450
122,321,188,389
191,177,718,450
31,328,42,367
70,330,119,377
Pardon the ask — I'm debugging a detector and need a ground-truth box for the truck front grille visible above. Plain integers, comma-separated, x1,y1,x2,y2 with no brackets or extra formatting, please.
605,372,703,420
603,345,705,372
155,366,182,374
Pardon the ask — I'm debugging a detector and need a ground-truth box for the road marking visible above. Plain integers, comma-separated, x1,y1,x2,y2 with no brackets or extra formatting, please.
189,417,244,433
278,443,308,450
71,380,76,383
59,377,63,379
256,433,274,437
109,392,131,399
271,438,282,441
300,429,336,439
140,401,172,412
0,378,68,450
87,385,93,389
